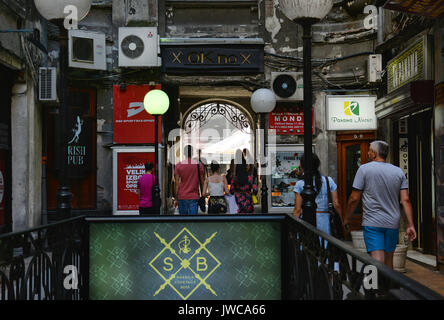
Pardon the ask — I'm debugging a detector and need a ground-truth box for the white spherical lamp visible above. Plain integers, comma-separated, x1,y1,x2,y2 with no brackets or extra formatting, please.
251,88,276,113
278,0,333,22
144,89,170,115
34,0,92,21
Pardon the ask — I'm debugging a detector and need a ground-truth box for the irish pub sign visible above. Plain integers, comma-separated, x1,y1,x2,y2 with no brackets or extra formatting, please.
160,40,264,74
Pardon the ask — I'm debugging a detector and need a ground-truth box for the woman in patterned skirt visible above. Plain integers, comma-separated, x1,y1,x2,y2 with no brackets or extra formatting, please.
230,159,258,213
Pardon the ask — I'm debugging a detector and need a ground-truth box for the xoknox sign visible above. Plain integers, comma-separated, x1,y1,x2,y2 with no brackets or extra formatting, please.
326,95,377,131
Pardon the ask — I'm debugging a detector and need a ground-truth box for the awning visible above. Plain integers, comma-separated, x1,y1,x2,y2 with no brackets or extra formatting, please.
383,0,444,19
375,80,434,119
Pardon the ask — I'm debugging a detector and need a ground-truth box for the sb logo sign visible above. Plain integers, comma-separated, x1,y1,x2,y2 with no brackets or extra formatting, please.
149,228,221,300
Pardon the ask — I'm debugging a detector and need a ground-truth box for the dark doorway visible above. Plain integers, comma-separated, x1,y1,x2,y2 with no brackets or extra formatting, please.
46,88,97,212
0,65,13,233
408,109,435,254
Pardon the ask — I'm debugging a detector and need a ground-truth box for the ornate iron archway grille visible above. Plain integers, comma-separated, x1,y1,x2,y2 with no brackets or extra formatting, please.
184,102,251,134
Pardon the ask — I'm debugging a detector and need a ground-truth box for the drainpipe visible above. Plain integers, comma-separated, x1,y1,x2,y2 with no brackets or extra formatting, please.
41,20,48,225
378,6,384,45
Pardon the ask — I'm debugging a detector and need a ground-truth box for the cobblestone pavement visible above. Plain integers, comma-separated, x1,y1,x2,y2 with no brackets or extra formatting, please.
404,260,444,298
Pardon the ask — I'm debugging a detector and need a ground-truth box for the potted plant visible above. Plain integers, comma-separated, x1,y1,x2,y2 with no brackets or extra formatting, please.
393,215,409,273
350,229,366,253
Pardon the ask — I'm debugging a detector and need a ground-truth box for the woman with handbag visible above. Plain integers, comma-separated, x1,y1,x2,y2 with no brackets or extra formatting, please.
137,162,156,215
203,162,230,214
230,159,258,214
293,154,343,239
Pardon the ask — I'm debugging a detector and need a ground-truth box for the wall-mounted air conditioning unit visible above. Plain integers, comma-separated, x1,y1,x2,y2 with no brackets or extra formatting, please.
68,29,106,70
271,72,304,101
368,54,382,82
118,27,160,67
39,67,57,102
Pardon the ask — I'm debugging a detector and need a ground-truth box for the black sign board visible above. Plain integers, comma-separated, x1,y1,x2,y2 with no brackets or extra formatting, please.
67,114,92,178
51,90,94,179
161,44,264,74
66,90,93,179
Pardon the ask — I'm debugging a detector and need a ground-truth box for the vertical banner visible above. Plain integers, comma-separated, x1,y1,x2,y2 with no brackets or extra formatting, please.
113,85,162,144
116,151,155,212
67,114,93,178
399,137,409,182
0,151,5,226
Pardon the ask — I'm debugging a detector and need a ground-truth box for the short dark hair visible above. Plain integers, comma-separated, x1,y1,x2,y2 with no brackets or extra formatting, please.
184,145,193,158
210,162,220,173
145,162,154,171
371,140,389,159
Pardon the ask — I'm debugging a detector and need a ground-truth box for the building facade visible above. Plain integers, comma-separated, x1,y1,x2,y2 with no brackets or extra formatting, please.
0,0,45,233
37,0,382,222
374,1,444,270
1,0,443,271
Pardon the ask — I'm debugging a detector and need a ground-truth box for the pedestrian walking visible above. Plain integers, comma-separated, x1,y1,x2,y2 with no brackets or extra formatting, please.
137,162,156,215
198,148,209,179
203,162,230,214
293,153,342,236
344,140,417,269
226,159,235,187
230,157,258,214
174,145,206,215
243,148,258,185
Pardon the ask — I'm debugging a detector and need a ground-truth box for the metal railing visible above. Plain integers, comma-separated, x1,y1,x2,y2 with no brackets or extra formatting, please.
285,215,443,300
0,216,87,300
0,214,442,300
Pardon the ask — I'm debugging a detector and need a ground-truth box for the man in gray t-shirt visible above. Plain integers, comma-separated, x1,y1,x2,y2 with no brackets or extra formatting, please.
344,141,416,269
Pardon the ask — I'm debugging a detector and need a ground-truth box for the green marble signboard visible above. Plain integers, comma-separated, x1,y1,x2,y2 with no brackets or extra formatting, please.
89,221,281,300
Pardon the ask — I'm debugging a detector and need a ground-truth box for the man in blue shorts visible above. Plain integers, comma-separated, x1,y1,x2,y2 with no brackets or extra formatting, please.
344,140,416,268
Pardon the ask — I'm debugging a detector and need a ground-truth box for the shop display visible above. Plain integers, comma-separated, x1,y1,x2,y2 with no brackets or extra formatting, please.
268,146,304,212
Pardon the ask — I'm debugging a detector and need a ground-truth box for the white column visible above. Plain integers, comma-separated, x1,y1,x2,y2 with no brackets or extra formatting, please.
10,75,42,232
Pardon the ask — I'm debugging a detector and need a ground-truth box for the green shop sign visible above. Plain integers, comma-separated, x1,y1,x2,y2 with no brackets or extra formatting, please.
326,96,377,131
387,35,432,93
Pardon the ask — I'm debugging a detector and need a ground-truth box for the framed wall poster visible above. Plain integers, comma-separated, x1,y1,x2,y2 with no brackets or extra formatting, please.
112,146,163,215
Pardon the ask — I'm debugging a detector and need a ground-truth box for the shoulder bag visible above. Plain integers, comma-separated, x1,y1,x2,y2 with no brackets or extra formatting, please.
325,176,345,240
197,163,206,213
